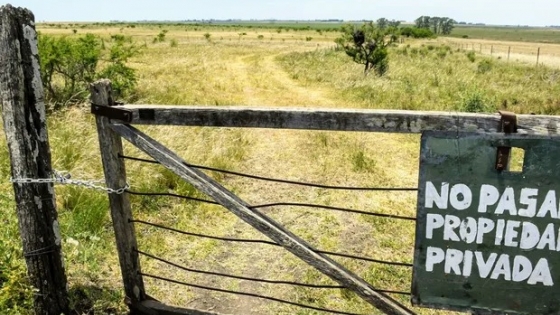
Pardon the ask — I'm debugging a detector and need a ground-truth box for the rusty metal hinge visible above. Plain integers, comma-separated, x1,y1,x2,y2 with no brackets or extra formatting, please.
91,103,132,123
495,110,517,171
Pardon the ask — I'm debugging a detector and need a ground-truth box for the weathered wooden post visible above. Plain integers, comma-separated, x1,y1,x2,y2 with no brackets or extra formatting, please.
537,47,541,66
90,80,146,309
0,4,69,315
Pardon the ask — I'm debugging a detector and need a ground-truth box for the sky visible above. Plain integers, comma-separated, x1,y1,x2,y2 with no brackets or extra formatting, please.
3,0,559,27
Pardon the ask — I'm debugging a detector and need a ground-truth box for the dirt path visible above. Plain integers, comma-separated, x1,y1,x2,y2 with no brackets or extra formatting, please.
185,50,381,314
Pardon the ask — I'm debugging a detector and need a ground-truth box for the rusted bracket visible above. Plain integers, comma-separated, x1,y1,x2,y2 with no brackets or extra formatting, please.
91,103,133,123
495,110,517,171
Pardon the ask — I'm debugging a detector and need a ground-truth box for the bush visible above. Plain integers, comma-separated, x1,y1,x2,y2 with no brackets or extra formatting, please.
38,33,141,111
400,26,436,38
459,90,494,113
466,51,476,62
336,22,396,75
477,59,493,74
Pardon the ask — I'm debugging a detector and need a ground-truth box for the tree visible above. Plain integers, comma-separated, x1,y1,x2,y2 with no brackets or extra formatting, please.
376,18,389,29
415,16,456,35
441,18,456,35
336,22,397,75
415,16,431,29
388,19,401,28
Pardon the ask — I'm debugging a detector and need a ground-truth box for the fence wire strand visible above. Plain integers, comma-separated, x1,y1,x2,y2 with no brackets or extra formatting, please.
131,219,412,268
137,249,412,295
126,190,416,221
121,153,415,314
137,249,344,289
120,155,418,191
141,273,368,315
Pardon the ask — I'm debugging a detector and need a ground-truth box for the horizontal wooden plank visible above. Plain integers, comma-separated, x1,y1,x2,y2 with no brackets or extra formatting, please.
111,123,416,315
120,105,560,135
134,300,228,315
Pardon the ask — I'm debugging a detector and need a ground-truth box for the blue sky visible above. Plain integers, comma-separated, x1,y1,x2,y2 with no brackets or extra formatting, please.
3,0,559,26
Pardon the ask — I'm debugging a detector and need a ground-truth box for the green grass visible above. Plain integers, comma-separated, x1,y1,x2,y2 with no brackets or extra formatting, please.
278,45,560,114
449,25,560,44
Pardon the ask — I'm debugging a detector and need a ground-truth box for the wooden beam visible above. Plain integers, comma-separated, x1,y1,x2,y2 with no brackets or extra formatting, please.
120,105,560,135
91,80,146,305
110,123,417,315
0,5,69,314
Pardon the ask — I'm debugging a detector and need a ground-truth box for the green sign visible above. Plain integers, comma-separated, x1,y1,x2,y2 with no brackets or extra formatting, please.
412,131,560,315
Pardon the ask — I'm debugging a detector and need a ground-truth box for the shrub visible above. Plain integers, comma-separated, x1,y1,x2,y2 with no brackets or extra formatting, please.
155,30,167,42
204,33,211,41
477,59,493,74
336,22,396,75
466,51,476,62
38,33,141,111
459,90,494,113
170,39,178,47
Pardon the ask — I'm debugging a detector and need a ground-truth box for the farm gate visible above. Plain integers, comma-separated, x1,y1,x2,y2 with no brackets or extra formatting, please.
87,82,560,315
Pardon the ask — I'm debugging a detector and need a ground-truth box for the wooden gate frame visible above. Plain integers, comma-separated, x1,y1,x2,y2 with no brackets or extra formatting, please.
91,81,560,315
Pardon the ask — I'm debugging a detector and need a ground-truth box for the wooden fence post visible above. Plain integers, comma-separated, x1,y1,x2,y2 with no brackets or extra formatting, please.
537,47,541,65
90,80,146,308
0,4,69,315
508,46,511,62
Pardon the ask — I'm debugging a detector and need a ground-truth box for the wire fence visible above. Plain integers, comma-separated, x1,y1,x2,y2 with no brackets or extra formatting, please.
119,154,417,314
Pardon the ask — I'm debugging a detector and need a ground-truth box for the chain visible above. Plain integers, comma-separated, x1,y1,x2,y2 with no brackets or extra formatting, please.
10,170,129,195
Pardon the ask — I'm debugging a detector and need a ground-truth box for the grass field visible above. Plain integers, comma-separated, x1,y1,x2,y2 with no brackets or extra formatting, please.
1,22,560,315
450,25,560,44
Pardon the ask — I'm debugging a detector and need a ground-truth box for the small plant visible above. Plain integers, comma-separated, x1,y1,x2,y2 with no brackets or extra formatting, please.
155,29,168,42
466,51,476,62
204,33,211,41
305,36,313,41
459,89,493,113
477,59,493,74
351,150,376,172
170,38,178,47
257,34,264,40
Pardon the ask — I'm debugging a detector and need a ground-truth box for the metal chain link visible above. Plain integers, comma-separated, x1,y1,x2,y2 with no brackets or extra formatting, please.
10,170,129,194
